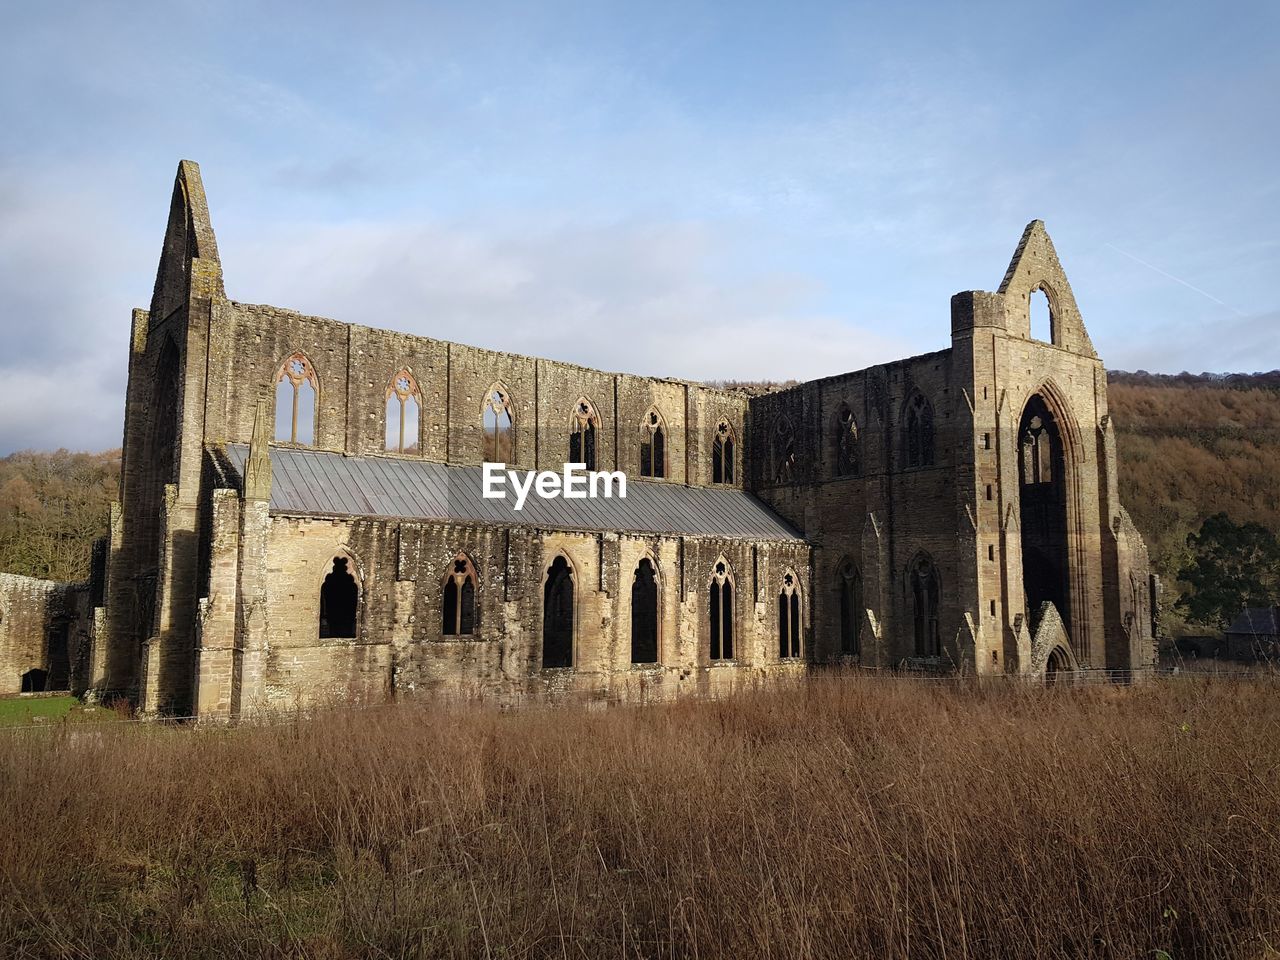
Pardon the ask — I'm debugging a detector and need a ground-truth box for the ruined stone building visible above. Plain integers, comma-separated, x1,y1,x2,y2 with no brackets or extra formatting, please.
31,160,1156,716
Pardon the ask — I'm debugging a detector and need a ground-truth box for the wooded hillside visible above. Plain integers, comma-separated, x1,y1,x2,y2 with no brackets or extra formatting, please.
0,449,119,582
1108,372,1280,631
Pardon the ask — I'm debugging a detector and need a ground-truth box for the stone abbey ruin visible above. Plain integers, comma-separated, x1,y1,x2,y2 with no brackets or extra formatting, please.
0,161,1157,716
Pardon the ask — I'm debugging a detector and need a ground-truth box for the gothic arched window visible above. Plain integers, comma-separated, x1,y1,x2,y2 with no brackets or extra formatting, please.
708,559,735,661
274,353,318,445
569,398,599,471
385,369,421,453
1021,413,1055,485
639,408,667,479
442,554,477,637
905,393,935,469
630,558,659,663
837,558,862,656
910,555,941,656
482,384,514,463
542,555,575,668
712,420,736,484
777,571,802,658
834,404,860,477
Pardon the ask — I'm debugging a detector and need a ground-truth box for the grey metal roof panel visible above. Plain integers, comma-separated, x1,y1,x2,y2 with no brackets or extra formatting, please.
222,444,804,542
1226,607,1280,636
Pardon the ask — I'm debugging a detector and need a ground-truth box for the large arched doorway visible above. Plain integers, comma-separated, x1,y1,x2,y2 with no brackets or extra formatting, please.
1019,395,1070,636
1045,646,1070,684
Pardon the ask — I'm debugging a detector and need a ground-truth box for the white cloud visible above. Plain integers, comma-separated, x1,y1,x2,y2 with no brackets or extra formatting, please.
226,217,913,385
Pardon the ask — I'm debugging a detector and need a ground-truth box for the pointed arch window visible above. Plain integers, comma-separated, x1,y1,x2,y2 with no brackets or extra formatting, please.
1021,413,1054,485
319,555,358,639
385,369,421,453
778,571,802,658
773,415,796,483
838,559,862,655
712,420,736,484
542,555,575,668
275,353,318,445
639,408,667,478
442,554,477,637
569,398,599,471
708,560,735,661
630,558,659,664
1030,286,1054,343
482,384,515,463
910,556,941,656
905,393,935,469
834,405,860,477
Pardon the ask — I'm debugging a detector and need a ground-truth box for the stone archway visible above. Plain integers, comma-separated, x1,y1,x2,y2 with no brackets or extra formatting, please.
1045,646,1070,684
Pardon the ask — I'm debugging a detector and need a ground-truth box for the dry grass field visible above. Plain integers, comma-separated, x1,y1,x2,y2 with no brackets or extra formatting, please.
2,674,1279,959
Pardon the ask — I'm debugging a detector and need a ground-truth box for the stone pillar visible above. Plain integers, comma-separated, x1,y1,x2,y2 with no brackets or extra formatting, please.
234,401,273,717
193,489,240,718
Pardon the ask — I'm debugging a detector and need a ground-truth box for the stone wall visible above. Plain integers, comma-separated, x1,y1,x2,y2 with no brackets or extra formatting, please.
194,506,810,716
0,573,93,695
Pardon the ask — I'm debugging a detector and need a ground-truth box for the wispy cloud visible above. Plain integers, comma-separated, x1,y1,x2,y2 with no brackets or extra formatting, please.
0,0,1276,453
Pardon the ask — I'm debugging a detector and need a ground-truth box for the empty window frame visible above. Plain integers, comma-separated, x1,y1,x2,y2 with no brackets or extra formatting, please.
385,369,421,453
568,398,600,471
708,559,735,660
712,420,735,484
639,407,667,478
482,384,515,463
777,570,802,658
442,553,477,636
275,353,318,445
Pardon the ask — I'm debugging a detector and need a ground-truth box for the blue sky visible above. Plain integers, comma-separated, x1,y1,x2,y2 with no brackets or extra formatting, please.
1,0,1276,453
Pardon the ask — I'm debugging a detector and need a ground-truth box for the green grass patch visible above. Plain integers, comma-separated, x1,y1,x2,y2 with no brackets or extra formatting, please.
0,695,110,727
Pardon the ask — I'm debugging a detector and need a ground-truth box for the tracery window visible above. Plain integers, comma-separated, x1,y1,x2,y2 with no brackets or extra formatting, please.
905,393,935,469
777,571,802,658
1021,413,1054,485
639,408,667,478
482,384,514,463
385,370,421,453
274,353,318,445
708,559,735,660
712,420,736,484
834,404,860,477
568,398,599,471
442,554,477,637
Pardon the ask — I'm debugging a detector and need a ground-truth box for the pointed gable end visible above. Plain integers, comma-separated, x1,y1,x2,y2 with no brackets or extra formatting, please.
150,160,225,323
998,220,1095,357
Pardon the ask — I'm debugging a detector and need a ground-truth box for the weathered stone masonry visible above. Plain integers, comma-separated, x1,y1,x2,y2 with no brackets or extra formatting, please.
76,160,1156,717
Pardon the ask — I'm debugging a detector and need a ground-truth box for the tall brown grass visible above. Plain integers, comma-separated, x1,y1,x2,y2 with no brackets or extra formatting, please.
2,675,1279,959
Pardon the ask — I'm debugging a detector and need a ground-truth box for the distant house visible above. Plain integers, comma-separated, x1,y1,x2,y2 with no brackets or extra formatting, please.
1224,607,1280,662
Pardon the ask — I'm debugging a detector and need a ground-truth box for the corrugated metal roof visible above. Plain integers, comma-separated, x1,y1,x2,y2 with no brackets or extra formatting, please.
222,444,804,542
1225,607,1280,637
